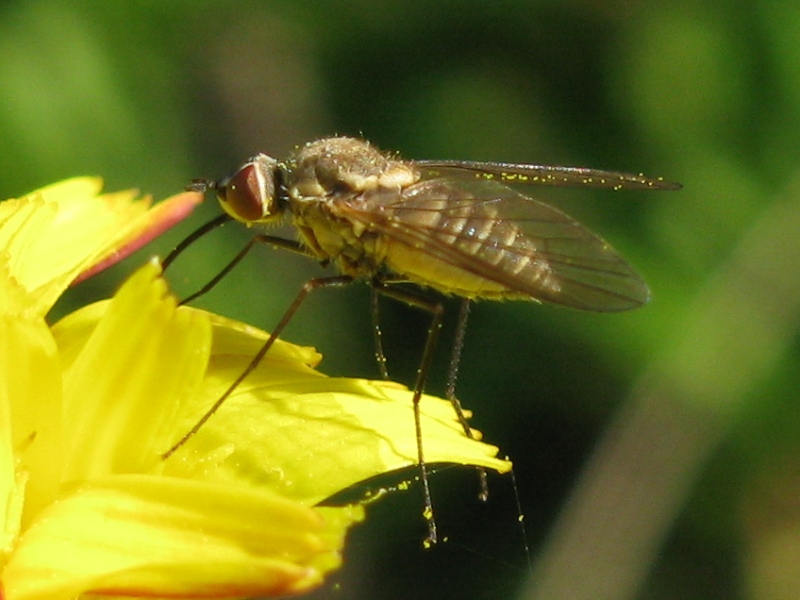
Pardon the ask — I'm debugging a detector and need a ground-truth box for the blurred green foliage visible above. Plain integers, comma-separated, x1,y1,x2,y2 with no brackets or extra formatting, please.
2,1,800,599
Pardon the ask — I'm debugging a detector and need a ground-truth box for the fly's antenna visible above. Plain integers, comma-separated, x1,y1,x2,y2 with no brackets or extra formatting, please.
185,178,217,193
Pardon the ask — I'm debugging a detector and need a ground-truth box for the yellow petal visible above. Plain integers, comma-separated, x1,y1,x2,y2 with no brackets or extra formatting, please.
0,262,31,319
0,314,63,535
71,189,203,285
0,178,200,317
51,260,211,482
165,312,512,503
1,475,362,600
205,313,323,370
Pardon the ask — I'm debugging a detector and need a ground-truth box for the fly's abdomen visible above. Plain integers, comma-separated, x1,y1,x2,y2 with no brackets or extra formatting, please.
381,197,550,299
340,166,652,310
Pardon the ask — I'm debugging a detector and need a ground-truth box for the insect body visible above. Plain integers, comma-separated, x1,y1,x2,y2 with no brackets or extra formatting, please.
166,136,681,543
216,136,676,309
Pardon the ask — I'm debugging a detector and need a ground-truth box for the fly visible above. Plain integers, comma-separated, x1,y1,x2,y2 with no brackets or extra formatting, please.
162,136,681,544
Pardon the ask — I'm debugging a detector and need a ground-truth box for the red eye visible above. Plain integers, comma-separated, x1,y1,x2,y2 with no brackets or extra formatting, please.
217,160,275,223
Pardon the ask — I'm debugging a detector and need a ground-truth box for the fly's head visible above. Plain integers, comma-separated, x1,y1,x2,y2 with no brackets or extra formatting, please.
189,154,283,225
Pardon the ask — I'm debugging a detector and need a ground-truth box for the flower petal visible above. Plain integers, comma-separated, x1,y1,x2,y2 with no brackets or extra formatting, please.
51,260,211,481
0,314,63,536
0,178,200,317
71,189,203,285
1,475,362,600
165,313,512,504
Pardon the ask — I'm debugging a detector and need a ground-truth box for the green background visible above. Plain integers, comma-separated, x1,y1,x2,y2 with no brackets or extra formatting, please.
3,2,800,599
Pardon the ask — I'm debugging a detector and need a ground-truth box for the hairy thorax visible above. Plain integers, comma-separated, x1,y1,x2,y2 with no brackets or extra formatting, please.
283,137,419,278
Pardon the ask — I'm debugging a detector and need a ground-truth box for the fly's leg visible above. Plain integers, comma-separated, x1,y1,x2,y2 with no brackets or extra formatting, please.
448,301,529,560
176,235,316,305
161,217,342,458
162,274,354,459
373,281,444,547
445,300,489,501
444,299,469,402
177,237,260,306
370,288,390,380
445,301,529,561
370,274,412,380
162,214,232,270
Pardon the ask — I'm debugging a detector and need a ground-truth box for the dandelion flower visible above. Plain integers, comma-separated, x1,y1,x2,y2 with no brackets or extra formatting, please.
0,179,510,599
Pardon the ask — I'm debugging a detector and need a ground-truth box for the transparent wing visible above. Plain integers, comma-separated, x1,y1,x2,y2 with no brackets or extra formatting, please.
413,160,682,191
339,177,650,311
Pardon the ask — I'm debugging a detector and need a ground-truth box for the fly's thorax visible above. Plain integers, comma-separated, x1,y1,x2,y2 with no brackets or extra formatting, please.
291,199,389,277
215,153,284,224
281,137,418,277
284,136,419,198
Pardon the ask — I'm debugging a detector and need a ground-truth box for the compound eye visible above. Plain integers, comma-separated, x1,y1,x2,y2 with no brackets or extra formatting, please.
217,160,275,223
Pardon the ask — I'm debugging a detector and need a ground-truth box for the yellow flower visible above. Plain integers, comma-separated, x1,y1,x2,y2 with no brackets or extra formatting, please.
0,177,201,318
0,179,510,599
